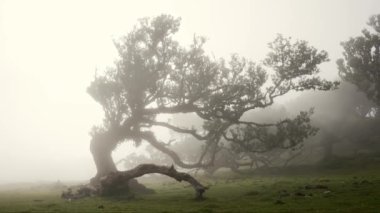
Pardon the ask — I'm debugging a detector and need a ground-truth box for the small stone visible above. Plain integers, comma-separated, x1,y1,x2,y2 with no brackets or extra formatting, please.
98,205,104,209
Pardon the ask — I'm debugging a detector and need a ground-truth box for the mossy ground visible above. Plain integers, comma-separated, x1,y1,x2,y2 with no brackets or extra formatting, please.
1,164,380,213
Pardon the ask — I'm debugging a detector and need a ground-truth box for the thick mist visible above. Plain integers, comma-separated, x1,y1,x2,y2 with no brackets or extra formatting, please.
1,0,380,185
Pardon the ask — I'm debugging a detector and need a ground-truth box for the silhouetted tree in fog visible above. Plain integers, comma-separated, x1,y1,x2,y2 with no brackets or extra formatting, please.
84,14,338,198
297,83,377,159
338,14,380,114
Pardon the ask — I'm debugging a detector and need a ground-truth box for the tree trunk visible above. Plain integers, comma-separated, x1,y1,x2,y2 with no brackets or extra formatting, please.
89,134,153,194
90,135,117,184
85,129,207,199
63,131,207,199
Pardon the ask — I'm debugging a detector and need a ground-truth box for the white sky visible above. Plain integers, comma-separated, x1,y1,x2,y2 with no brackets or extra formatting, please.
0,0,379,183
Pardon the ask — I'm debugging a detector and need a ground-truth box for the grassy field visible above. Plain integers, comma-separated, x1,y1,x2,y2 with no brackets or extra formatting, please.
1,165,380,213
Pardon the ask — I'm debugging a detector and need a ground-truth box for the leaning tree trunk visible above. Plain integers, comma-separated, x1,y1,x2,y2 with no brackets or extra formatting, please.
89,133,152,194
63,131,208,200
101,164,208,199
90,136,117,184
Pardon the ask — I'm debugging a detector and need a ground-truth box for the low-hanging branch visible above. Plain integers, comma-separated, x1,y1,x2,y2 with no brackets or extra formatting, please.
62,164,208,200
101,164,208,199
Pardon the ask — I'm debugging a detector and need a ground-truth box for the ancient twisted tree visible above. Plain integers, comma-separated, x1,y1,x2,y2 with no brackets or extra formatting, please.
85,14,337,198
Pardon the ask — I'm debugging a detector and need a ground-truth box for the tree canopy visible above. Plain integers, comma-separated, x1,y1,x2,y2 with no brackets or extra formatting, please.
337,14,380,108
87,14,338,172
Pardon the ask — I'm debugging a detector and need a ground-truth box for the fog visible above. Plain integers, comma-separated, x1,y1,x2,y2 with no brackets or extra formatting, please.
0,0,379,184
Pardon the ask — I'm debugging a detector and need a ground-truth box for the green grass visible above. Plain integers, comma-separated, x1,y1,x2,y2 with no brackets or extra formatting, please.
1,166,380,213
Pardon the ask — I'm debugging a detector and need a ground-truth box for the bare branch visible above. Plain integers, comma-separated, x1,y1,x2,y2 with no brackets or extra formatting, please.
147,120,209,140
101,164,208,199
140,131,212,169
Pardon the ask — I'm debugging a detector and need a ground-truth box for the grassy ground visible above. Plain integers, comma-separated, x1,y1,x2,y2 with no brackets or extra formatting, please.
1,165,380,212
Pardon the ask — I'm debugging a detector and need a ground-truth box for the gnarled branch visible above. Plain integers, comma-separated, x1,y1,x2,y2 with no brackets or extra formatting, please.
140,131,212,169
101,164,208,199
62,164,208,200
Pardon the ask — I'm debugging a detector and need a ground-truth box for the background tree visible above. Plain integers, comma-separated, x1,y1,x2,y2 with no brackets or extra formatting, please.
285,82,379,163
86,14,338,194
337,14,380,114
